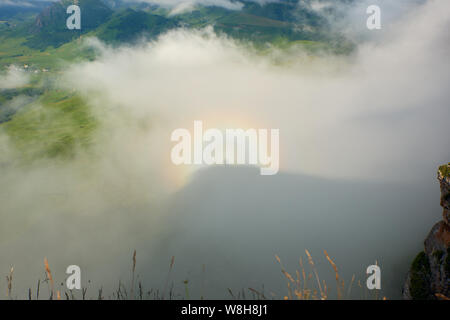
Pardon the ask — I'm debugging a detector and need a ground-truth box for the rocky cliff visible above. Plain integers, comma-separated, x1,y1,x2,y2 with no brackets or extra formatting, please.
26,0,113,49
403,163,450,300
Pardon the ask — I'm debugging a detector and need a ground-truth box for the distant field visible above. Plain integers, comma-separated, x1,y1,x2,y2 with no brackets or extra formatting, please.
0,35,95,69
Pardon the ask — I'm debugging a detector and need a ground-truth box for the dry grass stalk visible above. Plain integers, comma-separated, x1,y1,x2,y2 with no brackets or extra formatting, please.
287,281,293,300
248,287,266,300
162,256,175,300
98,287,104,300
3,249,386,300
276,250,372,300
305,250,324,299
36,279,40,300
6,266,14,298
44,257,54,300
275,255,296,299
435,293,450,300
299,258,306,291
130,250,137,300
324,250,342,299
139,282,143,300
347,274,355,298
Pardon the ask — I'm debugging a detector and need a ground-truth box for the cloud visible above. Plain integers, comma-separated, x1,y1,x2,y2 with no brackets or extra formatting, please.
0,0,33,7
64,0,450,182
125,0,281,14
307,0,427,42
150,0,243,10
0,65,30,89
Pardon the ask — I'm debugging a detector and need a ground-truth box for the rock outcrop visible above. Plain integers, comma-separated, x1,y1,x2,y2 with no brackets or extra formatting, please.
26,0,113,50
403,163,450,300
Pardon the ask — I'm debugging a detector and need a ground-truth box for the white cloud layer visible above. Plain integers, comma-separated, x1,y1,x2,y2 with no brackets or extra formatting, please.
64,0,450,183
0,65,30,89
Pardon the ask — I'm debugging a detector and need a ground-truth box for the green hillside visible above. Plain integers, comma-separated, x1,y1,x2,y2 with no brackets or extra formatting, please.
0,0,346,52
94,8,176,43
1,89,97,162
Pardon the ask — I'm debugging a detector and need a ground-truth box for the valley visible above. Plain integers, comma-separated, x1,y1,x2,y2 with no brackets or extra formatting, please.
0,0,350,162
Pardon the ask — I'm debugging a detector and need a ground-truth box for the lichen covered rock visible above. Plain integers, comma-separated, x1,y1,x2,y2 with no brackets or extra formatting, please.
403,163,450,299
438,163,450,225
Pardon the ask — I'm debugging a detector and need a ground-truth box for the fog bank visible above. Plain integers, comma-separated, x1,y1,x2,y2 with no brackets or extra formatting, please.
0,0,449,299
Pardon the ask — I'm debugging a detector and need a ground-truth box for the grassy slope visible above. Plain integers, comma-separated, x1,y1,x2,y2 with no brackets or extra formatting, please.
0,20,98,161
0,33,95,69
1,90,96,162
0,4,103,162
93,8,176,43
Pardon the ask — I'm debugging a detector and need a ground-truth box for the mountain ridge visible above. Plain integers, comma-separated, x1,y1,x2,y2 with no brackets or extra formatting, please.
2,0,340,50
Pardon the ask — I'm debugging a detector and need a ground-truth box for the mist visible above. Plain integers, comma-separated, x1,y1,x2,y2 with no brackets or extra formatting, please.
0,0,449,299
0,66,29,89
